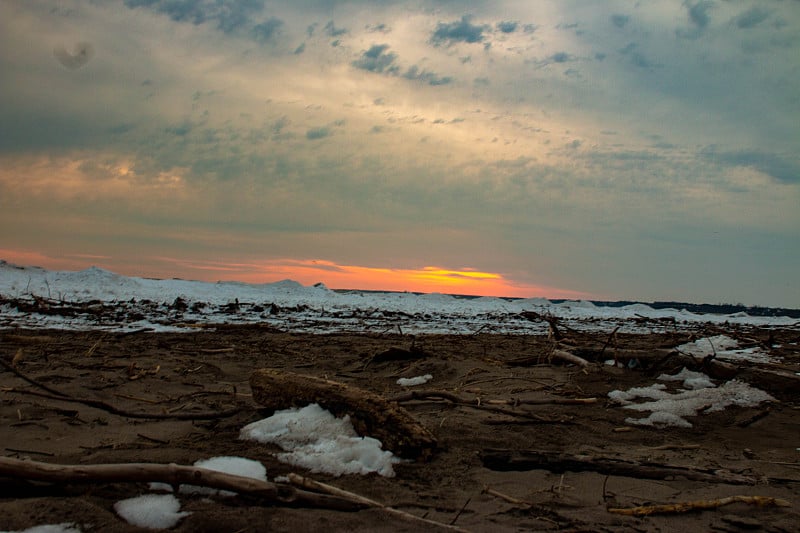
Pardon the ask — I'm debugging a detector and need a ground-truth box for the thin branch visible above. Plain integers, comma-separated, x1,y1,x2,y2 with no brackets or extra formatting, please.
287,473,468,532
0,457,362,511
3,387,244,420
608,495,790,517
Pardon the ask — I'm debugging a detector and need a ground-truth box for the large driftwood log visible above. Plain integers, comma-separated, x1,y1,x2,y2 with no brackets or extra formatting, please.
480,449,757,485
0,457,362,511
249,369,437,460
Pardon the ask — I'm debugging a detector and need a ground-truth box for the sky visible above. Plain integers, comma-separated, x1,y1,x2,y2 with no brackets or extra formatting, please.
0,1,798,307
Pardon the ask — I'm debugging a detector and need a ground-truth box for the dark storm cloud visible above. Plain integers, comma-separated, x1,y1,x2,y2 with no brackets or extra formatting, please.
430,15,487,45
124,0,265,35
352,44,399,73
733,7,770,29
703,149,799,184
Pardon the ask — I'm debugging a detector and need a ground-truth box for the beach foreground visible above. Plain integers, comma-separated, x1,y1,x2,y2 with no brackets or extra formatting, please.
1,326,798,532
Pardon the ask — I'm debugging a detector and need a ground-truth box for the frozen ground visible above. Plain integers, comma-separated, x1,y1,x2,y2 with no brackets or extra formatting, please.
0,261,796,334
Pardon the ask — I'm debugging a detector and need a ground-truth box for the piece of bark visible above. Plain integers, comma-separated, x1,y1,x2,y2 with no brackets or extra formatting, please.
249,369,437,460
0,457,363,511
480,449,757,485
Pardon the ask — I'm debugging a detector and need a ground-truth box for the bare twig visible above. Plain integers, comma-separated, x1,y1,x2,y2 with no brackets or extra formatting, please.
3,388,244,420
608,495,790,516
287,473,468,532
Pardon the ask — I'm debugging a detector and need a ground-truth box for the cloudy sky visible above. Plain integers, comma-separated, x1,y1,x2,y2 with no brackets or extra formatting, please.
1,1,798,306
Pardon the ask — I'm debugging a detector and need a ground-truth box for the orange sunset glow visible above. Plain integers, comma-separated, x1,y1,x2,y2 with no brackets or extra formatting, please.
0,250,589,300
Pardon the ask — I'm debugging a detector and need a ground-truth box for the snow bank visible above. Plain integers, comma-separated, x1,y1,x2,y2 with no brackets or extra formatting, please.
2,261,796,334
240,403,400,477
113,494,190,529
609,368,775,428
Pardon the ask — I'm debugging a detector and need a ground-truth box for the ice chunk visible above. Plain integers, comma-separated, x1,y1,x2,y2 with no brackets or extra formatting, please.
1,525,82,533
114,494,190,529
240,403,401,477
397,374,433,386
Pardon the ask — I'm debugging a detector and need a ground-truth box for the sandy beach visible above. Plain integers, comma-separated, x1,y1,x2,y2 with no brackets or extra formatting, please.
1,325,798,532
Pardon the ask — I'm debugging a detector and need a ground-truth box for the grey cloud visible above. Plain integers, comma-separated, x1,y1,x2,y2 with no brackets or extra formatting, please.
733,7,770,29
550,52,571,63
702,148,799,184
686,1,714,29
324,21,347,37
618,42,657,68
352,44,399,73
431,15,487,46
352,44,451,85
124,0,266,36
165,121,193,136
367,23,390,33
611,14,629,28
403,65,453,86
252,17,284,42
294,42,306,54
496,21,518,33
306,127,331,140
53,42,94,70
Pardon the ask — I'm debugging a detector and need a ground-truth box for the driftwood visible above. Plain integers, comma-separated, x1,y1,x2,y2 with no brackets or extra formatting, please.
0,457,362,511
288,473,468,532
608,495,790,516
249,369,437,460
480,449,758,485
551,349,590,367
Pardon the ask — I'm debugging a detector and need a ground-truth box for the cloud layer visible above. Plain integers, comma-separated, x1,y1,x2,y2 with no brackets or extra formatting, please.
0,1,798,306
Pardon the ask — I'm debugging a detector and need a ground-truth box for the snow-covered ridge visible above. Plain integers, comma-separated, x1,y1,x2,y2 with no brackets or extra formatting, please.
0,261,797,334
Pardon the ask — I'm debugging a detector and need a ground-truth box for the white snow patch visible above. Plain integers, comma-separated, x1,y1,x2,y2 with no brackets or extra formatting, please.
609,377,774,428
677,335,777,364
239,403,401,477
397,374,433,386
113,494,190,529
1,525,82,533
